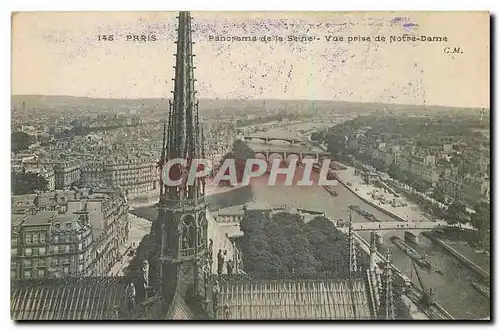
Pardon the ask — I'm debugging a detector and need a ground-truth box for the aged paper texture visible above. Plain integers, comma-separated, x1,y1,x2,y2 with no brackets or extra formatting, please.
11,11,490,320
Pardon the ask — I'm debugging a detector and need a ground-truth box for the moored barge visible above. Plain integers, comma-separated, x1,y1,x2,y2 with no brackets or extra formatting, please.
391,236,431,269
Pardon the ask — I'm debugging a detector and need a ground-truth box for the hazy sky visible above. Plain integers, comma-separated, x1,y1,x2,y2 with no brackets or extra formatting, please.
12,11,489,108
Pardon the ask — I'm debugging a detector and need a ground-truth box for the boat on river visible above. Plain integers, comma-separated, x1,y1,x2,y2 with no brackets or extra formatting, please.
391,236,431,269
348,204,381,222
471,282,490,298
323,185,338,196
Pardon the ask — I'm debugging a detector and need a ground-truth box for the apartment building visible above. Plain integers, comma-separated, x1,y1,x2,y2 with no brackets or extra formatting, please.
11,209,93,280
52,160,81,190
80,158,159,198
11,187,129,280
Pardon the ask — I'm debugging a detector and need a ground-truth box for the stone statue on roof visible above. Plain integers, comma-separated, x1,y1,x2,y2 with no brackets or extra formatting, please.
141,260,149,289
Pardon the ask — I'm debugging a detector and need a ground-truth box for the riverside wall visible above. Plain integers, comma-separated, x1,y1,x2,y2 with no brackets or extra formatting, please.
421,232,490,280
335,174,406,222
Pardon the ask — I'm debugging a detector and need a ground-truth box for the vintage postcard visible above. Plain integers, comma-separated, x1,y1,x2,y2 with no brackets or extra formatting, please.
11,11,490,320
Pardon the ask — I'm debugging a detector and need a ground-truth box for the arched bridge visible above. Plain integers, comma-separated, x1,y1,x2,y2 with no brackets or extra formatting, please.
253,149,331,164
244,135,308,145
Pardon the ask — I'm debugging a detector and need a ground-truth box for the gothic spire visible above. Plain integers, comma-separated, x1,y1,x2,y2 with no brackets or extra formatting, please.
152,12,210,312
163,11,203,202
159,121,167,197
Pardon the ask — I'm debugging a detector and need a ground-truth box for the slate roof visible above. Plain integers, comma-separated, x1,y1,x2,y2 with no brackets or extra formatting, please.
11,277,129,320
215,278,374,320
165,291,195,320
11,276,375,320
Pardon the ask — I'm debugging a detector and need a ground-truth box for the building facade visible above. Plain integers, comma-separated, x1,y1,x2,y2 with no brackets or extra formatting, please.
11,187,129,280
80,158,159,198
52,161,81,190
11,209,93,280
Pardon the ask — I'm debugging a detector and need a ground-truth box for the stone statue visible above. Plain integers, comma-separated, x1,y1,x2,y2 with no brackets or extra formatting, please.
141,260,149,289
212,279,220,311
112,305,120,319
224,305,230,319
203,262,210,295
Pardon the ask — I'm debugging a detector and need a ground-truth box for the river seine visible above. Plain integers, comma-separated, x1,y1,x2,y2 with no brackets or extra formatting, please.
241,132,489,319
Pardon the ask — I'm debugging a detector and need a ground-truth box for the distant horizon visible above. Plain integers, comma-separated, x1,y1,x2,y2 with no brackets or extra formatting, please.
10,94,488,111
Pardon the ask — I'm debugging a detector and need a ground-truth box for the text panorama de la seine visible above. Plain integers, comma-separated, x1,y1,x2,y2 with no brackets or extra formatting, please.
208,34,448,43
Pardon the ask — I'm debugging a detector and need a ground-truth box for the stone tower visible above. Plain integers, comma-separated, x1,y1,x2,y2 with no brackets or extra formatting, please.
154,11,209,312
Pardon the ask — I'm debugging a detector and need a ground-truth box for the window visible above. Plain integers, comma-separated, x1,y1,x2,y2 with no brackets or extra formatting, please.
63,267,69,275
33,233,39,244
78,264,84,273
24,248,32,256
53,235,59,243
38,259,46,267
11,248,17,256
24,234,32,244
23,270,31,279
38,269,45,278
65,245,70,253
78,254,84,261
78,243,83,251
39,247,46,256
22,259,31,268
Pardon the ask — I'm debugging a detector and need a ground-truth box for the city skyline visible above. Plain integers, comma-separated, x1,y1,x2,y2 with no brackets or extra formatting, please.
12,11,489,108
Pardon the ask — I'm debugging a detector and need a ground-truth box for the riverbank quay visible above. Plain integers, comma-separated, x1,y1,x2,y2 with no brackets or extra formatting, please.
334,164,429,223
421,232,490,280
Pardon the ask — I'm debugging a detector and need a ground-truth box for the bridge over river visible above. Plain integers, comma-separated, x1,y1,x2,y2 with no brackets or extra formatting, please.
345,220,448,232
243,135,308,145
